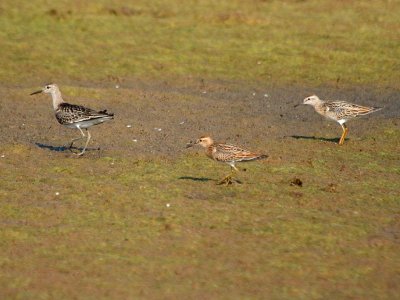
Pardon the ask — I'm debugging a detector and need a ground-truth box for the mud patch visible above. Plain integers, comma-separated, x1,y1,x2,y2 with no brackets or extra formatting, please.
1,79,398,159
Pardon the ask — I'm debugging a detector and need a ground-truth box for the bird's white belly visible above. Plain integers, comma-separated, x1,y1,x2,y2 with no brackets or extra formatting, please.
65,119,107,129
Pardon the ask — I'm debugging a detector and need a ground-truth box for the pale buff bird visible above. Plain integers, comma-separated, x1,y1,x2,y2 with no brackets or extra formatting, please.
187,136,268,185
302,95,382,145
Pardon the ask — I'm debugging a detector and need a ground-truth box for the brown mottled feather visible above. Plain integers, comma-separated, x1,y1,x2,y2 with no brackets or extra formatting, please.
206,143,268,163
320,101,382,121
55,103,114,125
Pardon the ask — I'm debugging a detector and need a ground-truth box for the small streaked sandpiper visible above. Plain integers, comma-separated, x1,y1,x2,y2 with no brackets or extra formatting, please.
30,84,114,156
187,136,268,185
301,95,382,145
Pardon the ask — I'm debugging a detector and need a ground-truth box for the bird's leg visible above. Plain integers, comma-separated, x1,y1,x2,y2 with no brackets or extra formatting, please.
343,125,349,141
67,126,85,149
77,129,91,156
231,165,242,184
217,164,239,185
339,123,348,145
217,169,234,185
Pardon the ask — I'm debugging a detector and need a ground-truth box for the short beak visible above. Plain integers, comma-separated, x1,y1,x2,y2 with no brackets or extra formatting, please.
30,90,43,96
186,139,199,148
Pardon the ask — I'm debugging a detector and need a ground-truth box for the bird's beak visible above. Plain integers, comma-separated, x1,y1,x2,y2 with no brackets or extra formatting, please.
30,90,43,96
186,141,194,148
294,102,305,108
186,139,200,148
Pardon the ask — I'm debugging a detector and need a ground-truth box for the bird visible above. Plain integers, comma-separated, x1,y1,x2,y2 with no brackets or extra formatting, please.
186,136,268,185
301,95,382,145
30,83,114,156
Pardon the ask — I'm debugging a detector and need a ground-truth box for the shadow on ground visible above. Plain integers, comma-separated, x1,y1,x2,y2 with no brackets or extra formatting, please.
178,176,214,182
288,135,343,143
35,143,100,154
35,143,69,152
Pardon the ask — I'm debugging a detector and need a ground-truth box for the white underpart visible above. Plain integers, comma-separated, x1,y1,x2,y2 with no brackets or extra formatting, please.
65,118,110,129
337,119,346,125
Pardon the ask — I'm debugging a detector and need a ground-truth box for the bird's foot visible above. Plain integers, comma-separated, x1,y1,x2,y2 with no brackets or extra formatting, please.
63,142,77,152
217,175,242,186
75,150,86,156
217,175,233,185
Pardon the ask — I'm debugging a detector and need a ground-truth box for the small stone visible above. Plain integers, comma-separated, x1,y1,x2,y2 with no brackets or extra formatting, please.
126,125,132,128
115,85,120,89
55,192,60,196
166,203,170,208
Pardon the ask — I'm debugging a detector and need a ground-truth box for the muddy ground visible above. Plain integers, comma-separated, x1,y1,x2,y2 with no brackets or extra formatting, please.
1,78,398,158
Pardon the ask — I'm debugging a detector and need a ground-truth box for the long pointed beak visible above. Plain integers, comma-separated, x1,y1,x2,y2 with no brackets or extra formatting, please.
293,103,303,108
30,90,43,96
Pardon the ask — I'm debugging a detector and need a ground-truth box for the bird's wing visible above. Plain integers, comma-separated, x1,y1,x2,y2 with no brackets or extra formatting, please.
214,143,265,162
326,101,378,118
56,103,113,124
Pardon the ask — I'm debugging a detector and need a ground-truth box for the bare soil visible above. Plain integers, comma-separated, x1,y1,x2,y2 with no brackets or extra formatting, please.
1,78,398,158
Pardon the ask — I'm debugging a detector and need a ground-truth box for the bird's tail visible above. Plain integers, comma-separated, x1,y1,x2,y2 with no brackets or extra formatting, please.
372,106,383,113
241,153,268,161
358,106,383,115
99,109,114,118
257,154,269,160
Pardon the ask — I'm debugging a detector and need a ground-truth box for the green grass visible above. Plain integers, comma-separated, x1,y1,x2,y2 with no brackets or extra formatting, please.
1,129,399,298
1,0,400,298
0,0,399,87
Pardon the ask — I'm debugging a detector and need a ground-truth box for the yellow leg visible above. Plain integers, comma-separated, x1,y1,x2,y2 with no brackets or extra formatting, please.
217,173,233,185
339,124,348,145
338,132,345,145
217,165,240,185
343,127,349,141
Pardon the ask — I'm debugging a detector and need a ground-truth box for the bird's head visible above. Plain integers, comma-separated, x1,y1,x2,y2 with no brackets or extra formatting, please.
30,83,59,95
302,95,321,106
186,136,214,148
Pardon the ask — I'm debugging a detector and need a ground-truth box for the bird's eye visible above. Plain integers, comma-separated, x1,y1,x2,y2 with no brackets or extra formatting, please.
46,86,50,89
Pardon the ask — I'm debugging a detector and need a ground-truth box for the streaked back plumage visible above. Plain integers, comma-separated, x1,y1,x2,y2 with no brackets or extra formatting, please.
194,136,268,163
56,103,114,126
209,143,267,163
303,95,382,123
